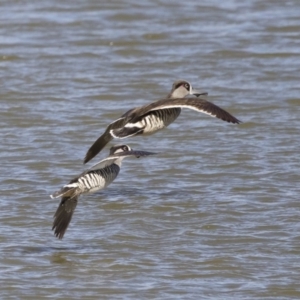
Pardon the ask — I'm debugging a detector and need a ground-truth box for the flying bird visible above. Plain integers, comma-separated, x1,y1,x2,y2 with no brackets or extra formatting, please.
51,144,156,239
84,80,241,164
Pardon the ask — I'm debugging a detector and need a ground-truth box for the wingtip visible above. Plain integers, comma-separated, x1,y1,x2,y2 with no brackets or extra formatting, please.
134,151,158,158
52,227,65,240
83,133,113,164
135,152,158,158
83,155,89,164
226,116,242,124
54,232,65,240
83,150,94,164
146,151,158,156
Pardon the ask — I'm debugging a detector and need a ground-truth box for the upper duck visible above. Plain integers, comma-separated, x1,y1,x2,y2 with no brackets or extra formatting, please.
51,144,156,239
84,80,241,164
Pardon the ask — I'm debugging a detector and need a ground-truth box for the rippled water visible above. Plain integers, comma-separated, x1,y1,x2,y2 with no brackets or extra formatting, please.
1,0,300,299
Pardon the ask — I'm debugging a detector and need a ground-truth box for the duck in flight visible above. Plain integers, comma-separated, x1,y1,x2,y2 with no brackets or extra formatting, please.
51,144,156,239
84,80,241,164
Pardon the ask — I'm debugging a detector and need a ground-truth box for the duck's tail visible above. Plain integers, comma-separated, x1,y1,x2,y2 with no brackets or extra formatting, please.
50,183,79,199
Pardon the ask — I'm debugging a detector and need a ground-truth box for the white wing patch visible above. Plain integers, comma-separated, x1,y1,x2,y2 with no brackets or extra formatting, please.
109,130,119,139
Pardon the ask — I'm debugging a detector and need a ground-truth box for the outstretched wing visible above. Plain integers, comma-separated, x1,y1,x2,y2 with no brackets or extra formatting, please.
129,98,241,124
84,117,127,164
52,195,78,239
88,150,157,171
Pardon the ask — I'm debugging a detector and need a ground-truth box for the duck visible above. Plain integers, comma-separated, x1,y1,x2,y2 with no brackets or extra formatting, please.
51,144,156,239
84,80,241,164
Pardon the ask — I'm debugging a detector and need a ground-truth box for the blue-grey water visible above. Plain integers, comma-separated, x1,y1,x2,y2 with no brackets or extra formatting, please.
1,0,300,299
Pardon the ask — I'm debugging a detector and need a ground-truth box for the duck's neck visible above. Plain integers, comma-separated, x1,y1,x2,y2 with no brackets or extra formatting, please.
114,157,124,167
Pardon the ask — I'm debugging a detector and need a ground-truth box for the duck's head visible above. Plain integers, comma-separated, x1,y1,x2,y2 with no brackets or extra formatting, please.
109,144,132,155
168,80,208,99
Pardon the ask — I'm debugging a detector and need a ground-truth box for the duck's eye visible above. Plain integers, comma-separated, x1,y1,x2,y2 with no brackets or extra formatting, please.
184,83,190,90
122,146,128,151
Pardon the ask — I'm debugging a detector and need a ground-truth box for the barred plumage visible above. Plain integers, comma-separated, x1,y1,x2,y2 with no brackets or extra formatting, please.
51,144,157,239
77,163,121,193
84,79,241,164
140,108,181,134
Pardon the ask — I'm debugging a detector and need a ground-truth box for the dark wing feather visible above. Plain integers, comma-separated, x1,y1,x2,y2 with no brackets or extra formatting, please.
84,117,127,164
111,150,158,158
52,196,78,239
121,107,136,118
129,98,241,124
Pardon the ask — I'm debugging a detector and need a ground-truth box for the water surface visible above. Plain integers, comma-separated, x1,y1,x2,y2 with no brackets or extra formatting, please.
1,0,300,299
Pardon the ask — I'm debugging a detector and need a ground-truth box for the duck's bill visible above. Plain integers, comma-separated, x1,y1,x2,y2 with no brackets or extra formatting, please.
191,88,208,97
